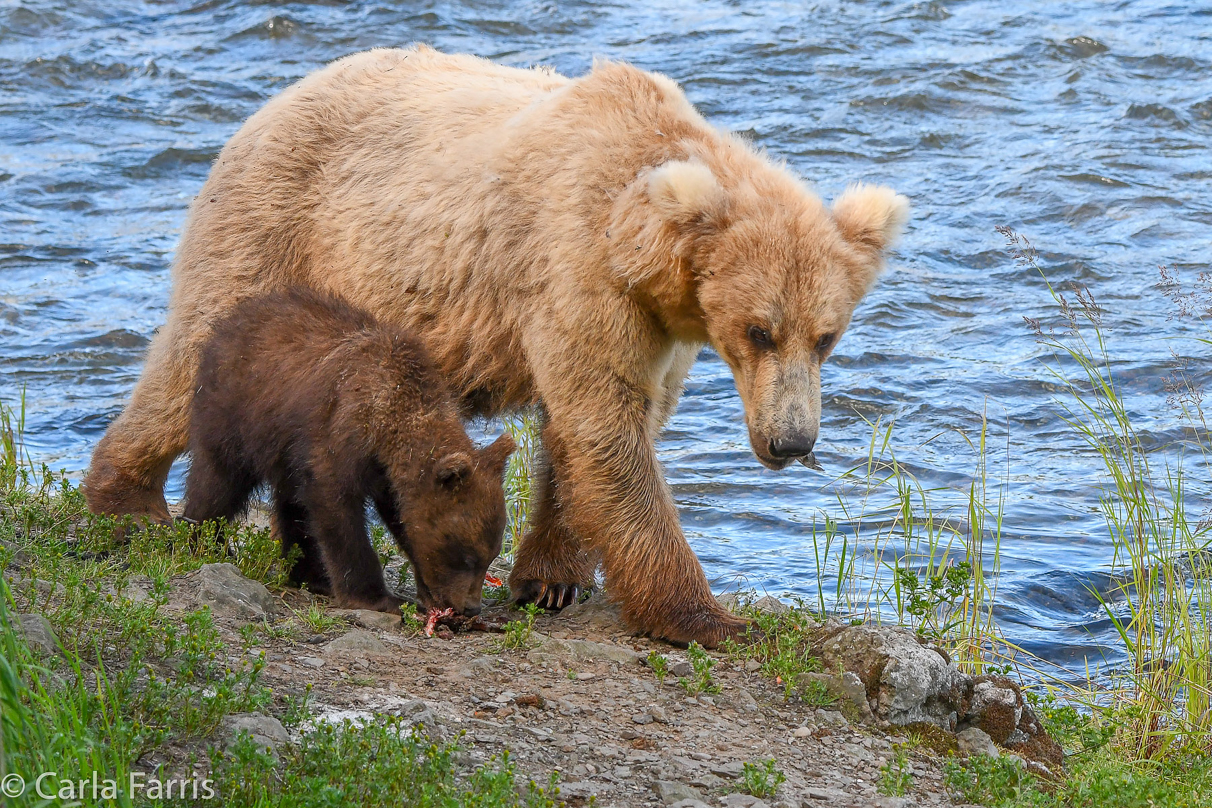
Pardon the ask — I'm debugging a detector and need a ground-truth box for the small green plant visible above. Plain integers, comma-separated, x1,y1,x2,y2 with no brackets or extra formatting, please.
878,743,915,797
401,602,425,633
647,650,669,684
495,602,542,651
798,677,837,707
942,754,1045,807
729,759,785,799
678,642,719,696
894,560,973,640
242,617,297,645
210,717,562,807
281,684,313,728
370,522,396,566
296,601,346,635
722,597,827,698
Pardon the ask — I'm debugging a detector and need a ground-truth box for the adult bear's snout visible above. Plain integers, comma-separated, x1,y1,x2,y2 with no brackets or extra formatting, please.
768,433,816,460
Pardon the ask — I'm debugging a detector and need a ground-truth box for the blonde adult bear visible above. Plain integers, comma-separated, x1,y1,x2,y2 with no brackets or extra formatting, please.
85,46,909,647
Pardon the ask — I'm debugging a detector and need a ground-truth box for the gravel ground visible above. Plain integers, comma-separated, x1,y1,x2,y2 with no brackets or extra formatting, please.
170,566,968,808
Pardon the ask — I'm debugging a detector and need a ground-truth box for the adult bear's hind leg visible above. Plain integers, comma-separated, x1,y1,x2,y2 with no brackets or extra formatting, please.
508,424,596,611
84,324,198,525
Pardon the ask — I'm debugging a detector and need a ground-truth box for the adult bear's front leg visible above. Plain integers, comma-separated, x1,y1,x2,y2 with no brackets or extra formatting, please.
537,395,750,648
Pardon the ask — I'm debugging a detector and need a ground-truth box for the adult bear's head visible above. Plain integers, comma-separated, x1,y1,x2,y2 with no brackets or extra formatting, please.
640,155,908,470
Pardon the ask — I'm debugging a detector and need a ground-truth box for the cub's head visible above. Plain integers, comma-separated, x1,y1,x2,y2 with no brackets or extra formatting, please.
646,158,908,469
394,431,514,616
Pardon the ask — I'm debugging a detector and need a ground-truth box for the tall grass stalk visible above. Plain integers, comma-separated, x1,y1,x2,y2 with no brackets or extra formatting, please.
502,411,541,558
812,412,1007,673
1005,225,1212,759
1,389,30,488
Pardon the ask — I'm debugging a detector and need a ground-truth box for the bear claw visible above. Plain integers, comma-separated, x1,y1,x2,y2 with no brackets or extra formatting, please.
512,579,583,612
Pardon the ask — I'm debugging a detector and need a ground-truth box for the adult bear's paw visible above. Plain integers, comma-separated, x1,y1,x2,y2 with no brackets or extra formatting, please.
648,607,756,650
510,578,586,611
82,460,172,531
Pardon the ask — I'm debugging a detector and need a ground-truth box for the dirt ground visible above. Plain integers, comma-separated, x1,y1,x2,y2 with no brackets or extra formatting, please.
159,562,968,808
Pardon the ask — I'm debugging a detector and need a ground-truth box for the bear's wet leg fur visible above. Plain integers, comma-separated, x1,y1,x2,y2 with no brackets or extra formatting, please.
509,423,596,611
84,320,200,525
273,496,331,596
306,482,405,614
538,408,750,648
181,448,258,527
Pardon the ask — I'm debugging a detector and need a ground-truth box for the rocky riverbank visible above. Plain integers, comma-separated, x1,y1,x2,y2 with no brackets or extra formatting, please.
9,543,1066,808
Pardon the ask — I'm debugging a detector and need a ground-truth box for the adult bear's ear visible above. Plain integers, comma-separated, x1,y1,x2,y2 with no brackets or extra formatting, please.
647,159,728,228
832,184,910,255
435,451,473,490
480,432,516,478
831,184,910,295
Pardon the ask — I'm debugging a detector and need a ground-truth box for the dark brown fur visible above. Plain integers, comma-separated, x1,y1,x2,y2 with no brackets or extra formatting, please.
182,289,515,615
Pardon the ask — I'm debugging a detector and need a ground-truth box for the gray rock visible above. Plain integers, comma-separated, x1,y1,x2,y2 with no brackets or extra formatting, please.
323,629,392,657
732,686,759,712
1,538,30,568
531,636,641,666
670,800,713,808
196,563,275,622
968,679,1022,742
957,726,999,758
632,712,654,724
102,575,153,603
557,592,622,633
841,670,876,721
459,657,496,678
795,673,872,721
395,699,436,729
653,780,701,805
716,592,744,613
559,781,598,799
669,660,693,678
817,624,966,728
744,659,761,672
816,709,849,728
344,609,401,631
752,595,789,615
721,795,760,807
17,613,61,656
709,760,745,779
222,713,289,755
297,656,324,668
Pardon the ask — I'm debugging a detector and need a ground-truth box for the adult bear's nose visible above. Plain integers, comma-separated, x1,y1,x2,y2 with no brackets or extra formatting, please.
461,602,482,617
768,434,815,459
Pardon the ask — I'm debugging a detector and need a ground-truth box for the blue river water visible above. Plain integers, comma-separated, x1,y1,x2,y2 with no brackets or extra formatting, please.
2,1,1210,676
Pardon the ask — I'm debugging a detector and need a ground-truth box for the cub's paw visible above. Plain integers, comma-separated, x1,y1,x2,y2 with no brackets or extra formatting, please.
510,578,586,611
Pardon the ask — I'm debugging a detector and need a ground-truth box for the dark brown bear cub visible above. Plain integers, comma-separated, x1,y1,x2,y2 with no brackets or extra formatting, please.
182,289,514,617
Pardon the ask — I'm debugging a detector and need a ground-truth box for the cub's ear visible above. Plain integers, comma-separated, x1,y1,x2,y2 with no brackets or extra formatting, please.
647,159,727,227
832,184,910,254
481,432,516,477
435,451,473,490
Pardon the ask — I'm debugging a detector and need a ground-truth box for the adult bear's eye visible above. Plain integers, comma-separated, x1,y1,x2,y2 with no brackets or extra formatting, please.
748,325,774,350
816,332,836,354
